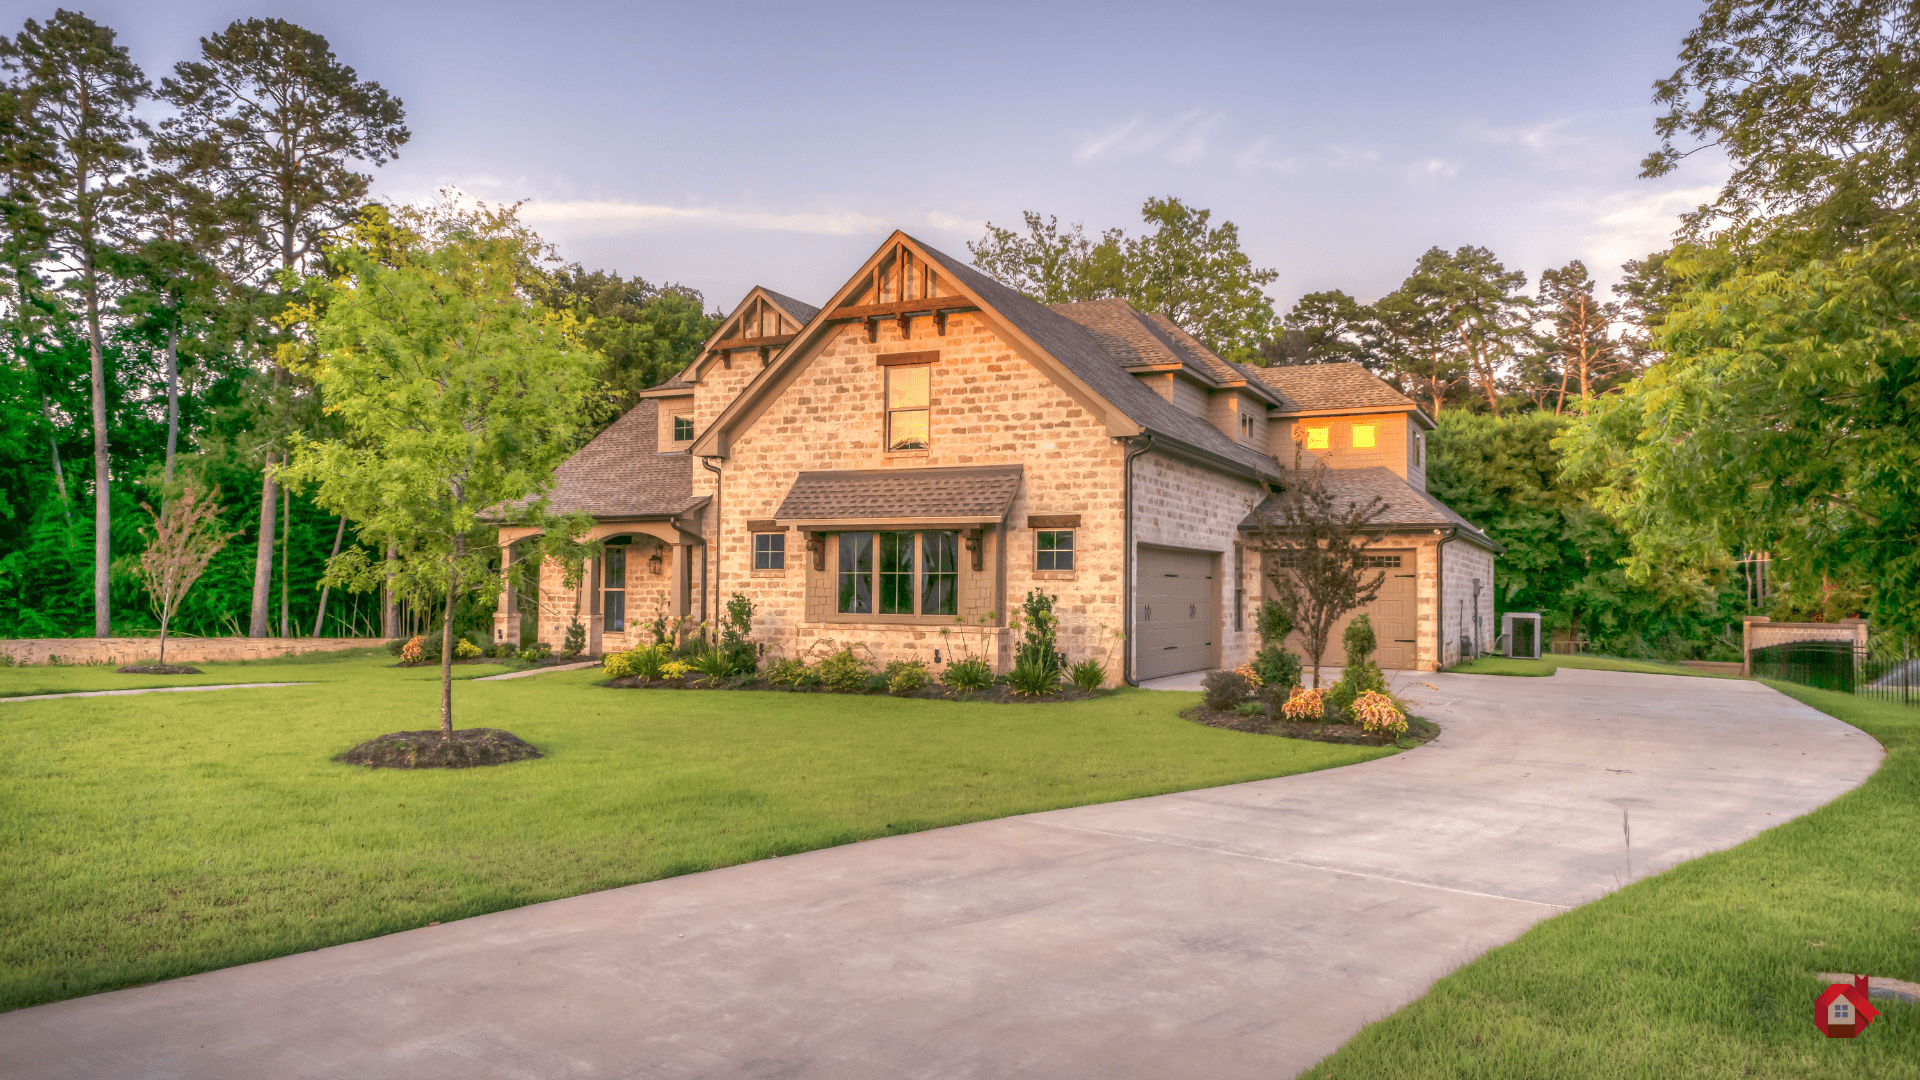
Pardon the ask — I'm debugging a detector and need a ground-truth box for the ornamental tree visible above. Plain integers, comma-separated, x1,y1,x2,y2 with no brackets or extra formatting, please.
283,199,600,737
1250,453,1389,688
129,477,235,666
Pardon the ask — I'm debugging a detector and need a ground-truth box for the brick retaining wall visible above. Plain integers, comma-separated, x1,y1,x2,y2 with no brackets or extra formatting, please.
0,637,389,666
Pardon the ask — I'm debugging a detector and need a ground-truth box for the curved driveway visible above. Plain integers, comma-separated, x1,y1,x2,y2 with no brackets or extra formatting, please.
0,669,1883,1079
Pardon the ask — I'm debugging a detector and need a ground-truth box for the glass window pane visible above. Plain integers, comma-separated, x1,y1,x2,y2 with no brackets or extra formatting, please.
605,590,625,632
606,547,625,584
838,533,872,614
1306,426,1329,450
887,365,928,408
1352,423,1376,448
922,531,958,615
888,408,928,452
754,533,786,570
879,532,915,614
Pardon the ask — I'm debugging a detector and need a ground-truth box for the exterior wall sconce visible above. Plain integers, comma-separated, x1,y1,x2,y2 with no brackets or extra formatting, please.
648,548,664,576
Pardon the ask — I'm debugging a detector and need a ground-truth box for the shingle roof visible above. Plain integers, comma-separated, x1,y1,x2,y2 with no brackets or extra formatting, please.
538,399,702,518
760,288,819,326
775,465,1024,523
1237,361,1417,414
1046,300,1276,403
1238,466,1502,552
917,241,1282,481
650,373,695,392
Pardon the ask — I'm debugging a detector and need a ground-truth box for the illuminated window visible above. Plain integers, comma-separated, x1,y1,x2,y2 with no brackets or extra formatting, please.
1305,426,1329,450
1239,414,1254,440
1353,423,1376,448
672,415,693,441
886,366,929,451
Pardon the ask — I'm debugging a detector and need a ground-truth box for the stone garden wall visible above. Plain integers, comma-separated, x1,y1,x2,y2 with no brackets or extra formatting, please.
0,637,388,666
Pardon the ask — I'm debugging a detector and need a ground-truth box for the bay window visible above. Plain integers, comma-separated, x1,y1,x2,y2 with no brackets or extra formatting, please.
837,530,959,617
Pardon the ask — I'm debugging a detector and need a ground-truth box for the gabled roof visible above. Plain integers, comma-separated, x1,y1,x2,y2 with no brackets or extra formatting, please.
775,465,1023,525
759,289,819,325
1239,466,1503,553
683,285,819,383
1047,299,1279,405
691,231,1283,482
534,399,703,519
1238,361,1431,427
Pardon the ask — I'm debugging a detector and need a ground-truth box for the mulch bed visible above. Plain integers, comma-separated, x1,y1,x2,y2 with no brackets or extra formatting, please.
604,674,1104,704
334,728,543,769
116,664,204,675
1181,702,1441,747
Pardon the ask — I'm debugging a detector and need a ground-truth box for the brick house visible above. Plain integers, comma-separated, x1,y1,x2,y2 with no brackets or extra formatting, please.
496,232,1500,680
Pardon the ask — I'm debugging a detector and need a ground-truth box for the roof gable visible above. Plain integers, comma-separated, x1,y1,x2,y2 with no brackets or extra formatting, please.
537,399,701,519
1239,361,1428,425
684,286,819,383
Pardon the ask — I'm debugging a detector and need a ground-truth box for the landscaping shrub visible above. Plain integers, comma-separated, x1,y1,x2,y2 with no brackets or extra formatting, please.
1281,686,1327,722
1067,658,1107,693
454,639,483,660
1013,590,1064,677
764,657,810,688
562,620,585,658
663,660,693,680
940,656,994,693
1327,614,1387,719
492,643,517,659
885,659,930,696
1234,701,1265,718
1250,646,1302,695
721,593,758,674
814,649,874,693
622,643,669,681
687,648,736,685
1352,689,1408,738
602,651,635,679
1007,654,1059,697
1203,669,1252,710
399,636,427,665
862,673,889,692
386,637,407,656
518,642,552,663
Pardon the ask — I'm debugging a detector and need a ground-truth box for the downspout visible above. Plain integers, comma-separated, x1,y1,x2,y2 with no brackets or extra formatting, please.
699,456,723,638
1434,527,1453,670
1120,433,1155,687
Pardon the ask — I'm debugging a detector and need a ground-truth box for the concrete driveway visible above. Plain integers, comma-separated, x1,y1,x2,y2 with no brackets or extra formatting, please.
0,669,1883,1079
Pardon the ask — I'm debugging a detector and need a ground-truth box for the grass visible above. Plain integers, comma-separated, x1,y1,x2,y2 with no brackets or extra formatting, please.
0,646,517,697
1447,653,1733,678
0,652,1392,1013
1302,682,1920,1079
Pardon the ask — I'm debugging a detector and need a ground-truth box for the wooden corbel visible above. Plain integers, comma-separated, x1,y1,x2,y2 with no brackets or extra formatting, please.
757,344,770,366
896,311,912,339
865,316,879,343
807,532,827,571
963,528,984,572
935,310,948,336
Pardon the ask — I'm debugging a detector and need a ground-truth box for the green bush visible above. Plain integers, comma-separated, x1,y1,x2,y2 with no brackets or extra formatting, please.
562,620,586,658
940,656,993,693
1014,589,1064,677
1326,614,1387,719
1007,654,1059,697
885,659,930,696
453,639,483,660
687,648,737,684
1234,701,1266,717
814,649,874,693
602,651,635,679
1202,669,1252,710
764,657,809,688
518,641,552,663
625,643,670,681
1067,658,1107,693
720,593,758,674
1256,599,1294,644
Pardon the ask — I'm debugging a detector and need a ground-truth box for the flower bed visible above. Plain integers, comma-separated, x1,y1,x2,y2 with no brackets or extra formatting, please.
602,672,1106,705
1180,699,1439,748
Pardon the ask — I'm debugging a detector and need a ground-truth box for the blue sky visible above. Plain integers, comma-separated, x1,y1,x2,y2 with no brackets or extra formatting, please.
80,0,1726,315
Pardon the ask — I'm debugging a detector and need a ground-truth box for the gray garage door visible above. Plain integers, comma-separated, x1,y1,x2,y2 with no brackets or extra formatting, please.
1136,546,1215,680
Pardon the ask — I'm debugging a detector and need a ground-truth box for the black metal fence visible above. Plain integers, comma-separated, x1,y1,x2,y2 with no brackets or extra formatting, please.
1750,640,1920,706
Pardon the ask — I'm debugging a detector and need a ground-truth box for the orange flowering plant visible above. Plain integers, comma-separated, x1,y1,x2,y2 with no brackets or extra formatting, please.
1352,690,1408,738
1281,686,1326,722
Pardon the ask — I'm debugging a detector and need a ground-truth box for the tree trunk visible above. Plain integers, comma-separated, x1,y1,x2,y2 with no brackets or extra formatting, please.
40,393,70,520
280,483,291,636
87,275,110,637
249,455,277,637
157,613,168,666
163,324,180,485
312,514,347,637
383,542,399,638
439,547,461,738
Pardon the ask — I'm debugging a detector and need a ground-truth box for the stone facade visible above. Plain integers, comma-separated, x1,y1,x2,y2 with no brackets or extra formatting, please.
0,637,385,667
1134,451,1267,672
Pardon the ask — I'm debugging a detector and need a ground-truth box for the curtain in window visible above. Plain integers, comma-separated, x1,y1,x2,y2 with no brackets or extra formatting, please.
838,533,873,613
879,532,916,614
921,531,958,615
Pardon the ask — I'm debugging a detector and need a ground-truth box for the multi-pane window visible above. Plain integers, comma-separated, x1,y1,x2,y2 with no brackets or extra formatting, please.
1239,413,1254,441
1304,426,1329,450
673,415,694,441
603,545,627,632
886,366,929,451
1361,554,1404,568
753,533,785,570
1352,423,1376,448
837,530,959,616
1035,530,1074,571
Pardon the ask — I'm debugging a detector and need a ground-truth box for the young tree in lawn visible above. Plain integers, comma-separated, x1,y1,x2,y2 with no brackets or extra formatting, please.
283,201,600,736
130,477,235,666
1,11,148,636
157,17,407,638
1536,260,1623,411
1249,451,1389,688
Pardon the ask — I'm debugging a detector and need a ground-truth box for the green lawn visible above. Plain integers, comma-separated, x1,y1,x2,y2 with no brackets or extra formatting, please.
0,646,517,697
1447,653,1731,678
1303,683,1920,1079
0,653,1391,1013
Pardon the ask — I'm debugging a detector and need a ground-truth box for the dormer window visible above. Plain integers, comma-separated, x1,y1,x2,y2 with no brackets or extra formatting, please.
1239,414,1254,440
1304,426,1330,450
673,415,694,441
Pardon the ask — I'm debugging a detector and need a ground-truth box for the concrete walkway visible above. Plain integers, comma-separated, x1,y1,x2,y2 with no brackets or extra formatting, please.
0,669,1883,1079
0,682,313,705
472,660,601,681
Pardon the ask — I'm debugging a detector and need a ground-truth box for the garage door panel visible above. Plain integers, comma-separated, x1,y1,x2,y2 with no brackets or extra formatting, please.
1275,551,1418,673
1136,546,1214,681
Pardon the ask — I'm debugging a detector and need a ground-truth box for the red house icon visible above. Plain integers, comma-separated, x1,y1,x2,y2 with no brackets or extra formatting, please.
1815,976,1882,1038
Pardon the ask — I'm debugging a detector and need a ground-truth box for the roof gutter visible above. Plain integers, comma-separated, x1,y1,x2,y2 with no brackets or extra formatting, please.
1435,526,1454,670
1120,433,1156,687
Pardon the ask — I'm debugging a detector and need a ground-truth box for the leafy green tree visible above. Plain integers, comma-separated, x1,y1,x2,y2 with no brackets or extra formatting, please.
2,11,149,636
1398,246,1532,415
1535,260,1623,411
1261,289,1378,368
535,264,717,414
1371,278,1461,415
1250,455,1388,688
969,197,1278,358
157,17,408,638
283,201,601,735
1611,251,1673,372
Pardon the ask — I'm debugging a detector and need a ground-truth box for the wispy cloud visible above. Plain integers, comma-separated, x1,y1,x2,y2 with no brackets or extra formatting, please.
1407,157,1461,183
1073,111,1223,165
1463,118,1592,157
514,200,892,235
1560,182,1724,282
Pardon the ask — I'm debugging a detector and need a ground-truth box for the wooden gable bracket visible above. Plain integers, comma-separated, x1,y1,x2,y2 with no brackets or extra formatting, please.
935,310,948,336
896,311,912,340
757,344,770,366
807,532,827,571
963,527,985,572
865,316,879,343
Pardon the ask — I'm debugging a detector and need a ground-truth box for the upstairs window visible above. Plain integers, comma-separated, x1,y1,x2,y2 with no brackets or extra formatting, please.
1239,413,1254,441
1304,426,1329,450
1352,423,1376,448
673,415,694,441
886,366,929,451
1036,530,1074,571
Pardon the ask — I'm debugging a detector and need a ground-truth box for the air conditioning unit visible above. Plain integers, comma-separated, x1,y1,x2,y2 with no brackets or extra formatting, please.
1502,613,1542,660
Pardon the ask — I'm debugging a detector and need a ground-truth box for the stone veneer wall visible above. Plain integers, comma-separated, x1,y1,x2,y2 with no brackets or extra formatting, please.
1272,412,1417,482
1439,538,1498,666
0,636,386,666
1253,534,1449,675
710,312,1130,680
1133,451,1267,675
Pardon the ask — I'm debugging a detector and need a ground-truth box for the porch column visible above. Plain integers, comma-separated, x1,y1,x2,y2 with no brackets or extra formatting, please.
586,556,602,655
